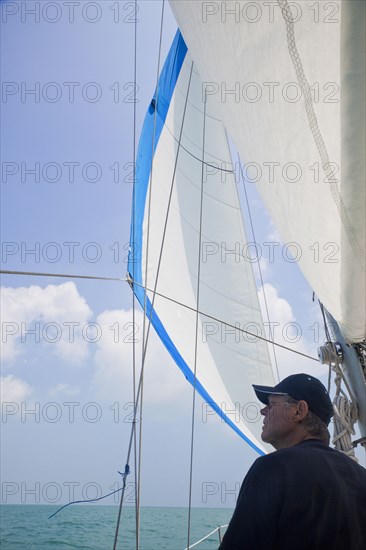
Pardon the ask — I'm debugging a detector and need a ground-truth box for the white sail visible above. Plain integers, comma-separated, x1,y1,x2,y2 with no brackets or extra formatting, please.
129,32,276,454
169,0,366,344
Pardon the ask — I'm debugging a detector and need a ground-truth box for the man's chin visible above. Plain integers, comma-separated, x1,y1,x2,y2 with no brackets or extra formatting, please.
261,430,269,443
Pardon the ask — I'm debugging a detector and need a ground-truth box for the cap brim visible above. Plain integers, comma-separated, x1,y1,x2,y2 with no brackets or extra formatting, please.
252,384,288,405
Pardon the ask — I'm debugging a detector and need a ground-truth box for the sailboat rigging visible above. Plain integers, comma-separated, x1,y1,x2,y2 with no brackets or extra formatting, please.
1,0,364,548
125,0,365,545
129,0,365,456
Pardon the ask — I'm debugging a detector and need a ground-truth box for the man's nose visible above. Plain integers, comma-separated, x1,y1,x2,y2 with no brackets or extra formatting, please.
260,406,268,416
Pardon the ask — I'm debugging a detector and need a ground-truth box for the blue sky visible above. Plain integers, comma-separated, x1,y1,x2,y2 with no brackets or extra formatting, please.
1,0,362,517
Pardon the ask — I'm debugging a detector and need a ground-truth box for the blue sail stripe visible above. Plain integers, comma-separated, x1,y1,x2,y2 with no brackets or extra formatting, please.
128,30,187,287
128,31,264,456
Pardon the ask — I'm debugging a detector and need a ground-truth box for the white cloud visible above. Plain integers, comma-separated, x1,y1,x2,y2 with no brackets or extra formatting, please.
47,383,80,398
257,283,323,381
1,282,92,364
0,375,32,402
92,308,186,404
266,220,284,245
258,283,293,325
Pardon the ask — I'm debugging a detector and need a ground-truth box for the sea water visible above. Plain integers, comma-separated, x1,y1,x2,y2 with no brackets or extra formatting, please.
0,505,232,550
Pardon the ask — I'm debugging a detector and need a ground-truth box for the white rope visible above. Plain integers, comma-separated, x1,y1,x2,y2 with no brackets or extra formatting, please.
184,525,228,550
331,363,359,461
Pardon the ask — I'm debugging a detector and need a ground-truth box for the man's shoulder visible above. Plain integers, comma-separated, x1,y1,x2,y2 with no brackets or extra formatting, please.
252,440,315,468
251,439,366,478
247,450,288,480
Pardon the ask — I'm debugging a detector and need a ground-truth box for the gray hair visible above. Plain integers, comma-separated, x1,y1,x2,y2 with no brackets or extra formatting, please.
284,395,330,445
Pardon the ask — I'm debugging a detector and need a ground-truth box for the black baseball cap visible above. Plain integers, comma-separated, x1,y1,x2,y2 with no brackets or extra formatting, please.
252,373,334,425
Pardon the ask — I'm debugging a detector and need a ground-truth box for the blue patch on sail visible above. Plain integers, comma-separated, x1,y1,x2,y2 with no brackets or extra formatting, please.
128,31,264,457
128,30,187,286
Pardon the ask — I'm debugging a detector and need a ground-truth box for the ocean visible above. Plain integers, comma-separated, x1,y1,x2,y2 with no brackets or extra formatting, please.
0,505,233,550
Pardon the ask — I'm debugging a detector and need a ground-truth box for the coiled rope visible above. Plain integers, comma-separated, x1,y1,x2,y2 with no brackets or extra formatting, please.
318,302,359,460
331,362,359,461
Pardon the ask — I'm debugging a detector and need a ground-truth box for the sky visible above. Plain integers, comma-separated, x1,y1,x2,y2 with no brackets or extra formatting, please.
1,0,363,527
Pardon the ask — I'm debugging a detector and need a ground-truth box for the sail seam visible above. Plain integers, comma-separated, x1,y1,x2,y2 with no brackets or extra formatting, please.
278,0,364,269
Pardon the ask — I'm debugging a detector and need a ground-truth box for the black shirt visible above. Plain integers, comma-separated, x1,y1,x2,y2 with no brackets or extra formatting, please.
219,439,366,550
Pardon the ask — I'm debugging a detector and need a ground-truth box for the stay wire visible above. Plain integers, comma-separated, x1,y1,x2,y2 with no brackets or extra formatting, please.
131,1,139,548
131,280,318,363
114,2,167,547
0,269,124,282
319,301,332,343
0,269,318,362
238,153,281,383
137,0,166,545
113,1,140,546
187,88,207,549
319,300,334,392
114,54,195,548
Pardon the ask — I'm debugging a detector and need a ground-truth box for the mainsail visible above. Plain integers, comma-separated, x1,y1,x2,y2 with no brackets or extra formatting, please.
169,0,366,344
128,31,276,454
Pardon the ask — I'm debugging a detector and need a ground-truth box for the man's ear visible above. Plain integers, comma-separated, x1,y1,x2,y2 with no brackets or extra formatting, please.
296,400,309,422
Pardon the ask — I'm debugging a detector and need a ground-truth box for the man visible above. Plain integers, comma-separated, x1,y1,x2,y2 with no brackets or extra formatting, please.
219,373,366,550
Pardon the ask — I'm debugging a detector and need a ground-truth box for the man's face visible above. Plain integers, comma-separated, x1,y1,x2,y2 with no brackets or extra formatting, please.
260,395,298,449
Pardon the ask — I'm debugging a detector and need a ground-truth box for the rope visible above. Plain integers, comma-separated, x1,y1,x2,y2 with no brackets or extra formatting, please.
238,153,281,383
318,301,359,460
185,524,228,550
48,466,130,520
113,420,138,550
331,363,359,461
